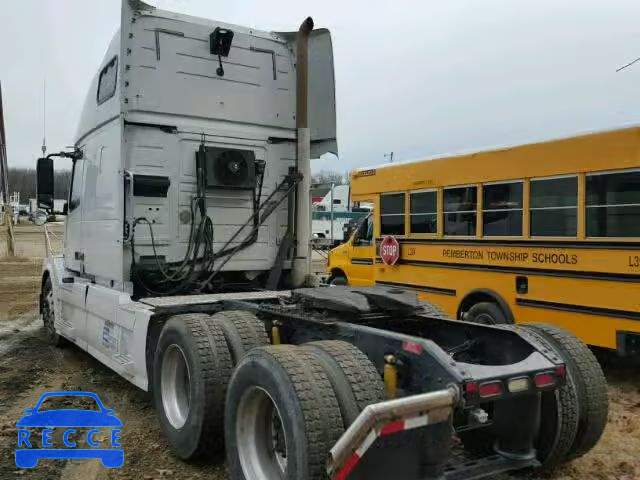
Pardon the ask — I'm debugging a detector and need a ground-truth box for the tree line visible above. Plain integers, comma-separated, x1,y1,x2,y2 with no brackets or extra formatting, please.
311,169,349,186
7,168,71,203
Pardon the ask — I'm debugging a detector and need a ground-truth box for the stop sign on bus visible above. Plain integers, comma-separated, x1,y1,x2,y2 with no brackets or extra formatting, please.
380,236,400,266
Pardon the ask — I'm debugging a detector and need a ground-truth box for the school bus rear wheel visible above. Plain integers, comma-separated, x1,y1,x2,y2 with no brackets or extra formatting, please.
328,273,348,286
465,302,510,325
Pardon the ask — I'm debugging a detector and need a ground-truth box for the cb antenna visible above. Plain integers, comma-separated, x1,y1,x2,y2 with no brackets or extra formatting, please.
41,80,47,157
616,55,640,73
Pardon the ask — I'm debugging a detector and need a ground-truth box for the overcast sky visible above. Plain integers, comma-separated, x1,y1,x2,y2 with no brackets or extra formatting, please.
1,0,639,174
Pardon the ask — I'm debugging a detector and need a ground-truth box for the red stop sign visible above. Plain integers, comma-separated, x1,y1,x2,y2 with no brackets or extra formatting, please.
380,236,400,266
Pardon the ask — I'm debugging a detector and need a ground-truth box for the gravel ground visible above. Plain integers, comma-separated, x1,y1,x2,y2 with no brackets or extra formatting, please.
0,251,638,479
0,307,637,480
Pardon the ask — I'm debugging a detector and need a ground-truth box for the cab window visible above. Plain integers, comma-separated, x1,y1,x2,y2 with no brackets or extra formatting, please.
354,215,373,245
97,56,118,105
68,160,84,212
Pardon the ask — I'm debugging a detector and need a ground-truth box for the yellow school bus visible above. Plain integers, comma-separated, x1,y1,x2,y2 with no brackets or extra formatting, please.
327,126,640,355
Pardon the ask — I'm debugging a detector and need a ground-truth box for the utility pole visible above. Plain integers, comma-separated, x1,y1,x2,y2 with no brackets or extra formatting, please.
0,81,8,204
0,81,15,255
384,151,394,164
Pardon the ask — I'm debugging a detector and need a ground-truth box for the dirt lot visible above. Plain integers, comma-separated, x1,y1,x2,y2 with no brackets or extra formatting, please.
0,231,638,479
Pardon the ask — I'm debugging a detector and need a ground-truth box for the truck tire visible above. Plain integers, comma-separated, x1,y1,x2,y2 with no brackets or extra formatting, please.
212,310,270,365
522,323,608,462
41,277,66,347
465,302,510,325
459,324,580,469
225,345,344,480
304,340,450,479
302,340,385,427
517,325,579,469
153,313,232,460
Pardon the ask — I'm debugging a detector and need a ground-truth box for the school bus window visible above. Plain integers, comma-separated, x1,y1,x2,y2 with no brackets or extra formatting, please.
483,181,523,236
530,176,577,237
586,170,640,237
410,190,437,234
380,193,405,235
444,186,477,236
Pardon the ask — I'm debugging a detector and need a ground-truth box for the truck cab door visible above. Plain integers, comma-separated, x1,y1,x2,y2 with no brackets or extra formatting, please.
349,215,375,286
64,158,85,273
60,156,89,350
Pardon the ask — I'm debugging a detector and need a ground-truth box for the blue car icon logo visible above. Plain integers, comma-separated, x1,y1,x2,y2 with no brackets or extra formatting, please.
15,391,123,468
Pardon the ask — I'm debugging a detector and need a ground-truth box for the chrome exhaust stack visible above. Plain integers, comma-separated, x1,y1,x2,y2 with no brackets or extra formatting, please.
291,17,314,288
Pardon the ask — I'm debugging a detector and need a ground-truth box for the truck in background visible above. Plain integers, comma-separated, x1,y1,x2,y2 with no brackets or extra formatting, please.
34,1,607,479
312,184,370,246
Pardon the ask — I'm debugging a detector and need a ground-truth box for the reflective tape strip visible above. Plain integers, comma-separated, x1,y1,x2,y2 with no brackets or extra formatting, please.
335,453,360,480
334,414,430,479
404,415,429,430
355,430,378,457
380,421,405,436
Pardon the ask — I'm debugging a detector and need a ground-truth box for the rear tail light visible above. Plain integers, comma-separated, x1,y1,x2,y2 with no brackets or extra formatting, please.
507,377,530,393
464,382,479,395
465,368,563,402
478,381,503,398
535,372,555,388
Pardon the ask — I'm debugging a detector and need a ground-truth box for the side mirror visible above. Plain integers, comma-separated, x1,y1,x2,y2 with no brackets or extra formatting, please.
36,157,54,210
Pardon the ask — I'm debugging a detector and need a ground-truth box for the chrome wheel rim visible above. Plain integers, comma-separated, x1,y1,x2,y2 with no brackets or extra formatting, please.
161,344,191,429
236,386,288,479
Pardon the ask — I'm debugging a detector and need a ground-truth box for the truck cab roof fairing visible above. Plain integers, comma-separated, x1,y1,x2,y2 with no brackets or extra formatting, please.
74,31,121,145
76,1,337,159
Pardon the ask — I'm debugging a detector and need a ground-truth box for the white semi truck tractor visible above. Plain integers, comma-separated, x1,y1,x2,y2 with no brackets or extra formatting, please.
35,2,608,479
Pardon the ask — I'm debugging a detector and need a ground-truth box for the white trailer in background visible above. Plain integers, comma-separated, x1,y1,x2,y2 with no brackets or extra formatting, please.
33,1,607,479
312,184,369,245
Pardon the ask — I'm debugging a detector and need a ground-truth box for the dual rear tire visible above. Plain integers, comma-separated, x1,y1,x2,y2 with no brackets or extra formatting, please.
152,313,232,460
153,311,381,479
152,310,270,461
225,341,384,480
